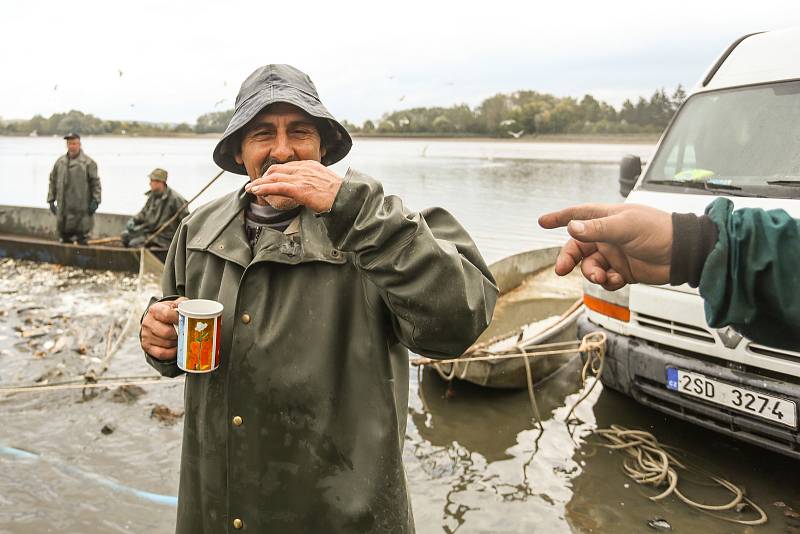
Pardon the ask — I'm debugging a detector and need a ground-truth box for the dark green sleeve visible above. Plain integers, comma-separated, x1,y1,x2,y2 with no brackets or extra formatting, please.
88,160,101,204
141,222,188,377
47,162,58,203
699,197,800,351
321,169,499,359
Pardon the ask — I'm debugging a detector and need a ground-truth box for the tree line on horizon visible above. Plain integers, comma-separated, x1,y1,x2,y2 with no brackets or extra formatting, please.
0,86,686,138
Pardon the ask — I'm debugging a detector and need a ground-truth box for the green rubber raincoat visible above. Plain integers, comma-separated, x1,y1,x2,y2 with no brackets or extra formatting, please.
46,150,101,237
145,169,498,533
126,186,189,248
700,198,800,351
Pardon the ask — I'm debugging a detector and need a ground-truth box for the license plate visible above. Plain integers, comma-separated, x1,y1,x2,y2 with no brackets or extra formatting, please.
666,368,797,428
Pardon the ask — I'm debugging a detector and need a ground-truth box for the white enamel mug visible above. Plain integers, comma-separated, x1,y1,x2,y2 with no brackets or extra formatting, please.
173,299,224,373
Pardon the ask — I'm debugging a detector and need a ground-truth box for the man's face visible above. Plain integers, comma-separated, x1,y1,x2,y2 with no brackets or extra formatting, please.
66,139,81,157
234,102,326,210
149,179,166,193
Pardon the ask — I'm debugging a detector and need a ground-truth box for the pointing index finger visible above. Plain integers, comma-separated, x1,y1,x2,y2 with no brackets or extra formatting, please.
538,203,616,229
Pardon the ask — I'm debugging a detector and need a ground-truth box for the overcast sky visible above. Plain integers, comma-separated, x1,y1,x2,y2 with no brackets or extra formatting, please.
1,1,799,125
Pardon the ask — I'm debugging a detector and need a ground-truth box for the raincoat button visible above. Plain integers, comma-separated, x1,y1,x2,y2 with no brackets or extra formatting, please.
233,518,243,529
241,313,251,324
218,244,225,250
232,415,243,426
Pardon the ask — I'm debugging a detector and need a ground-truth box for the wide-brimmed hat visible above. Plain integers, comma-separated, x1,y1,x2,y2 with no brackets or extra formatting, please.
148,168,168,182
212,64,352,175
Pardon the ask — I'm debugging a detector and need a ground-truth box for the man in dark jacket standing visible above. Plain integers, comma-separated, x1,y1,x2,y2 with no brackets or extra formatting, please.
139,64,498,533
122,168,189,248
47,133,101,244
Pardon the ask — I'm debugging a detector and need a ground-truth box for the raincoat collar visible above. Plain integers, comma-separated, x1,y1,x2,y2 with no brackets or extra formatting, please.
187,187,345,269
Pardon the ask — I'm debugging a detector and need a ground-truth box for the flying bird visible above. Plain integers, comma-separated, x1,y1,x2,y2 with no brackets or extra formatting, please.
398,95,406,102
53,84,58,91
508,130,525,139
214,98,227,108
118,69,124,78
499,119,516,127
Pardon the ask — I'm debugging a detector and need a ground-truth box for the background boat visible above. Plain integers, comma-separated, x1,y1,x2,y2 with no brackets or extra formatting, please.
433,246,584,389
0,204,164,275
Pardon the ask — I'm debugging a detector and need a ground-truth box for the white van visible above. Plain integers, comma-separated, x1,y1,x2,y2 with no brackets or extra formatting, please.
579,28,800,459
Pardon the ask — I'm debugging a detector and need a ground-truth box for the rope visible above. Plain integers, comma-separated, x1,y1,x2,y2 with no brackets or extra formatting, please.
594,425,768,526
0,375,182,395
412,338,603,367
521,348,543,427
415,330,768,527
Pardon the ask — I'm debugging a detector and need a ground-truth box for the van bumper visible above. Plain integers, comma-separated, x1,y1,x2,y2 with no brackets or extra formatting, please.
578,315,800,460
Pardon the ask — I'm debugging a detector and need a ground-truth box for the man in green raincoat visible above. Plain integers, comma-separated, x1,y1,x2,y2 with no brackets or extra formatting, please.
139,64,498,533
121,168,189,248
46,133,102,244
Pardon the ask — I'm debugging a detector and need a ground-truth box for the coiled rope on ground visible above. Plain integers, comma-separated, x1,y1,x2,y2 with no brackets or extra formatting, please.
413,330,769,526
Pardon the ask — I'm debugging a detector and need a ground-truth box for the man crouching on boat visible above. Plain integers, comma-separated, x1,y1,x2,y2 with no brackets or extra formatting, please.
138,64,498,533
121,168,188,248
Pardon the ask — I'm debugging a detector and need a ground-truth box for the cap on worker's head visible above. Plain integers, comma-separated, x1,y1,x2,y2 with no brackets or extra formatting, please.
148,168,168,182
63,132,80,140
212,64,352,175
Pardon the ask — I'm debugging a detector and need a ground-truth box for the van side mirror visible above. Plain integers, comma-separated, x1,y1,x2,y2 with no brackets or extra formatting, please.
619,155,642,197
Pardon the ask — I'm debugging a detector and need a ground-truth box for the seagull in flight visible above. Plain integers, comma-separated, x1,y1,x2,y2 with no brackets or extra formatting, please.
53,84,58,91
214,98,227,108
508,130,525,139
398,95,406,102
118,69,124,78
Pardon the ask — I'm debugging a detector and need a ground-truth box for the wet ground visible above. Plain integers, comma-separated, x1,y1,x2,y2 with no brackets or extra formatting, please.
1,259,799,534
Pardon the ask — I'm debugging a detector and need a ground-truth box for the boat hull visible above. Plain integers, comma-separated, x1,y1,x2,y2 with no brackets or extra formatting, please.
0,205,165,275
434,246,584,389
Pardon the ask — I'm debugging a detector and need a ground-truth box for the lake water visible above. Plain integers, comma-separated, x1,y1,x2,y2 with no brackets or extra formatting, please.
0,136,652,262
2,137,799,534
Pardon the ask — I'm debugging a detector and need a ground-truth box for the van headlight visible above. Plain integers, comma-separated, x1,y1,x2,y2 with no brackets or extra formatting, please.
582,280,630,322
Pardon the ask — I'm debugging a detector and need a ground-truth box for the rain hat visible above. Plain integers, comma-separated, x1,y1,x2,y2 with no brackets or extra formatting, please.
212,64,352,175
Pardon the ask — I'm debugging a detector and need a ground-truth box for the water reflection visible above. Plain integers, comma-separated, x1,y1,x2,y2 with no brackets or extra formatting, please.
408,359,602,533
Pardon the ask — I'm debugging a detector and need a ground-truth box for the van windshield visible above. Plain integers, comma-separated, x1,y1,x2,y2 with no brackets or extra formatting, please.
642,81,800,198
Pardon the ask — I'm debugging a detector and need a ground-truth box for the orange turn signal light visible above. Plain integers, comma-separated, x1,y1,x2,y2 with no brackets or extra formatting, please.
583,294,630,322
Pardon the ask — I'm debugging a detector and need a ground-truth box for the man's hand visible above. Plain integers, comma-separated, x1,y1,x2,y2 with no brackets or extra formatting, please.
245,161,343,214
49,201,57,215
538,203,673,291
141,297,188,360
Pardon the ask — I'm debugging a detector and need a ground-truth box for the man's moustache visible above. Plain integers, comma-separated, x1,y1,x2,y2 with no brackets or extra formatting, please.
259,158,296,176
